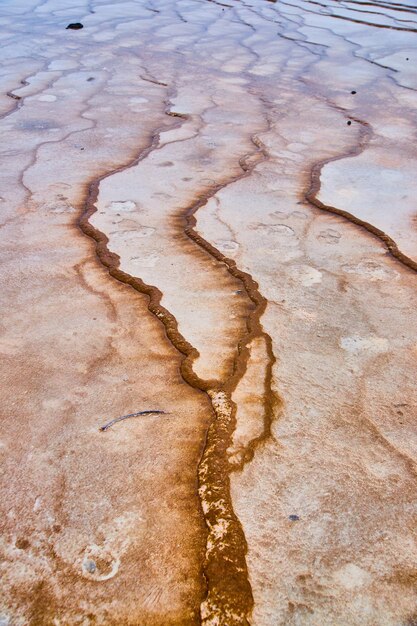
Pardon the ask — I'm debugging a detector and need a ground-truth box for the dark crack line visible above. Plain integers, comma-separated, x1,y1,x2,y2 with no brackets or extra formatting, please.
305,115,417,274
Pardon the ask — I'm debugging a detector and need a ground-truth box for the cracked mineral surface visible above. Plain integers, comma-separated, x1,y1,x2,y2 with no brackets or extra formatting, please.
0,0,416,624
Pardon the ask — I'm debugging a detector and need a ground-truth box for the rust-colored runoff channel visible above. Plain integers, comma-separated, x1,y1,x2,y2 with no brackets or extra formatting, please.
78,90,280,624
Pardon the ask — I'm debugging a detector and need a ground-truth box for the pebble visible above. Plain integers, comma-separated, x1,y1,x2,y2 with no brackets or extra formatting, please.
83,559,97,573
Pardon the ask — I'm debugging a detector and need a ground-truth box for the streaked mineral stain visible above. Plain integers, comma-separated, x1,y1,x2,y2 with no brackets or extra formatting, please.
0,0,416,625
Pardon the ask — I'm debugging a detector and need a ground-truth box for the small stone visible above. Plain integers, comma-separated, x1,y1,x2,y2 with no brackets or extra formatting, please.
288,514,300,521
83,559,97,573
347,120,352,126
351,90,356,94
66,23,83,30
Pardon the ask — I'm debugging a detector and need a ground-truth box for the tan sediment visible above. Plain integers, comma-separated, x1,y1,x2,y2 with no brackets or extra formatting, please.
79,94,280,624
306,115,417,274
1,46,211,624
2,0,417,622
